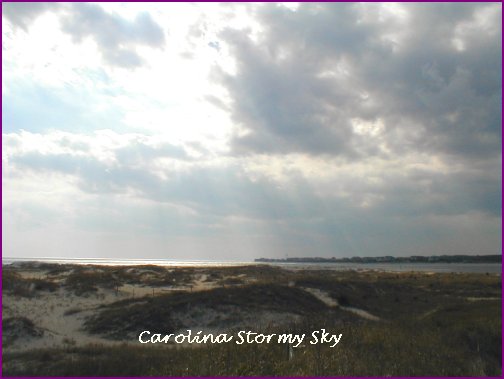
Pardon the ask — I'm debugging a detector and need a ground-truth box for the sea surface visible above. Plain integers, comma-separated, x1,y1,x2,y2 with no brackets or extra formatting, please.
1,257,253,267
269,261,502,274
2,256,501,274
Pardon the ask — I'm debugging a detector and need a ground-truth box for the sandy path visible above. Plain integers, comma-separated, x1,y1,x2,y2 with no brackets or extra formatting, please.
465,297,501,301
303,287,339,306
302,287,381,321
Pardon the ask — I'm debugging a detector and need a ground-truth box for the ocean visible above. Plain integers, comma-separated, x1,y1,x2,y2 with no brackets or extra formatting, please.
2,256,501,274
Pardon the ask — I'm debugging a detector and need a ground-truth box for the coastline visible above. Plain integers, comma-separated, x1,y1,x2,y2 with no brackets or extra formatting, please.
2,262,502,376
3,256,501,273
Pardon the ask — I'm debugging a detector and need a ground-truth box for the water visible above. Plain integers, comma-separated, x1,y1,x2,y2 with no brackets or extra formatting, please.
1,256,254,267
2,257,501,274
268,261,502,274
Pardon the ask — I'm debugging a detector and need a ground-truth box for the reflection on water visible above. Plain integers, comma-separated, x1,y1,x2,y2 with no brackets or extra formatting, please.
1,257,254,267
2,257,501,274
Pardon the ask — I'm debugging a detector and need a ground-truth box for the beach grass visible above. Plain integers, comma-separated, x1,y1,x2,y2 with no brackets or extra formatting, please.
2,263,501,376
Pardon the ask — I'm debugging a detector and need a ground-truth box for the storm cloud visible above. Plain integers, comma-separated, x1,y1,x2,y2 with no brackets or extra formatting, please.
60,3,165,68
214,3,501,160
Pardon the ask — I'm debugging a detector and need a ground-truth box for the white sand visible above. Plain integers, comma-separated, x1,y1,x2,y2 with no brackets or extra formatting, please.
302,287,381,321
3,287,131,351
465,297,501,301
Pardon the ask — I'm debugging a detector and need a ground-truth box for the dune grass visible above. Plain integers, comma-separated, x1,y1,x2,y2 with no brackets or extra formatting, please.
4,304,501,377
2,269,59,297
84,283,329,339
2,263,501,376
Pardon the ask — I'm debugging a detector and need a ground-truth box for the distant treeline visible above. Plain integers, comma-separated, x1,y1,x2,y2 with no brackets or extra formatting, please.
255,254,502,264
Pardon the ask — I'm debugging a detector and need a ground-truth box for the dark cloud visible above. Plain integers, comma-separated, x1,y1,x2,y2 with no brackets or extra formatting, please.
9,151,301,218
3,2,165,68
60,3,165,68
213,3,501,160
7,150,500,256
2,2,60,31
9,144,501,234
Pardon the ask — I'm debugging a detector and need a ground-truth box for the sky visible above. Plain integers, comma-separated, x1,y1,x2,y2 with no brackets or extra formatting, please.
2,2,502,261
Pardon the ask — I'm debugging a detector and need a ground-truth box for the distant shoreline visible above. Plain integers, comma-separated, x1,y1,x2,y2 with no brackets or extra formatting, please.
255,254,502,264
4,254,501,267
2,257,501,274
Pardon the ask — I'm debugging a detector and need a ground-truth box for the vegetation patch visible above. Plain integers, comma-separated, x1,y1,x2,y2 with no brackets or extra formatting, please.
2,269,59,297
84,284,328,339
64,269,121,296
4,311,502,377
2,317,44,347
